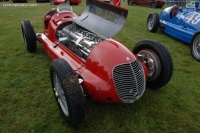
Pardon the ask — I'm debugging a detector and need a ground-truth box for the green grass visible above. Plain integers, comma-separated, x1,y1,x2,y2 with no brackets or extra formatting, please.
0,1,200,132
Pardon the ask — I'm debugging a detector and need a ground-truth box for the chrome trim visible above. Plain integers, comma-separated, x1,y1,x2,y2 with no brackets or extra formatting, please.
113,60,146,103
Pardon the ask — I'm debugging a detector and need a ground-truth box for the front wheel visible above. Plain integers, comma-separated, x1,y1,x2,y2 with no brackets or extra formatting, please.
50,58,85,127
133,40,173,89
147,12,159,33
190,32,200,61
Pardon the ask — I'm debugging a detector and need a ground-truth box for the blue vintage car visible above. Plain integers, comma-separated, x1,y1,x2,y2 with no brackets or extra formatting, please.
147,5,200,61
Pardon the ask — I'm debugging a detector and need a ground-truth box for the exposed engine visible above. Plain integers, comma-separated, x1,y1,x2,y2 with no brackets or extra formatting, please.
57,23,104,59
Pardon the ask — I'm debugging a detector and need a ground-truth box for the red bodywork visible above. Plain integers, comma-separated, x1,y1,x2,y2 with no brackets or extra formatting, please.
53,0,81,5
40,2,148,103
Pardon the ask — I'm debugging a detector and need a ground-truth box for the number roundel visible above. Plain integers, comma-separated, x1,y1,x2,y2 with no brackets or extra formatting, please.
185,14,200,25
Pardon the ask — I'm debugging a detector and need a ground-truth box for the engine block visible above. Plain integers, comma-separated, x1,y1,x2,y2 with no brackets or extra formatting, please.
58,23,104,58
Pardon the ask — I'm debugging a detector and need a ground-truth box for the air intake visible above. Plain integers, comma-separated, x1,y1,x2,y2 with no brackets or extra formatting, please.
113,60,146,103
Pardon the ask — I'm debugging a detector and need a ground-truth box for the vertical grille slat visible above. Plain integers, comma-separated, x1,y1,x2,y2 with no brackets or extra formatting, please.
113,60,146,103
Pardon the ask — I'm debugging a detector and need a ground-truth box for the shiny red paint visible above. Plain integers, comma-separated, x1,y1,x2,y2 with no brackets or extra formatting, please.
40,5,148,103
82,40,139,102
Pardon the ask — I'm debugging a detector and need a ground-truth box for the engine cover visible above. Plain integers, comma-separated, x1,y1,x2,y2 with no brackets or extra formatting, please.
74,0,128,39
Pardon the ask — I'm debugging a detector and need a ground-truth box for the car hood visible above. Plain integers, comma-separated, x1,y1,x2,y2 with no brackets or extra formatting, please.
86,39,138,82
74,0,128,39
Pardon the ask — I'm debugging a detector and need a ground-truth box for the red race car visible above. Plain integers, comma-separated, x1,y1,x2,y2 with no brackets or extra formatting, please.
21,0,173,127
128,0,165,8
50,0,81,5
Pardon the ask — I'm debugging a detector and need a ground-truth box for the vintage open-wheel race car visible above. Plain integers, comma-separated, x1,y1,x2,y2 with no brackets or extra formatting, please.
147,5,200,61
21,0,173,127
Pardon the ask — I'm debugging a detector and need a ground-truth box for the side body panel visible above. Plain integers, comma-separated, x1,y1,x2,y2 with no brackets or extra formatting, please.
41,32,139,103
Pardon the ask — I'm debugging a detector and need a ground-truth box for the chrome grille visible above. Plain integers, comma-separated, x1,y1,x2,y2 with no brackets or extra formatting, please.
113,60,146,103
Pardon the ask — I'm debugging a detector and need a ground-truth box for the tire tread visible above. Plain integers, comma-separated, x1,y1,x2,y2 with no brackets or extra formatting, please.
50,58,85,127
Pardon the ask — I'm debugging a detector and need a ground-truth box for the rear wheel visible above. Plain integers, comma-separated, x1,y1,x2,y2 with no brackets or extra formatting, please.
128,0,134,5
50,58,85,127
190,32,200,61
150,2,157,8
21,20,36,53
147,12,159,33
133,40,173,89
50,0,55,5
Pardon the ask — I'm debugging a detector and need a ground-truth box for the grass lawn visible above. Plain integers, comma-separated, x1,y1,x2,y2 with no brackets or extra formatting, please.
0,1,200,132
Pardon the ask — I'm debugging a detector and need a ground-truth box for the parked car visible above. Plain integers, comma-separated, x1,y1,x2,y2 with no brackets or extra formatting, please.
50,0,81,5
21,0,173,127
128,0,165,8
147,5,200,61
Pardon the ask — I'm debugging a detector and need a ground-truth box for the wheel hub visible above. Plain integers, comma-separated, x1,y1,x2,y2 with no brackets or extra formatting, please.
198,43,200,48
54,89,59,98
53,73,69,116
137,49,161,81
148,15,154,30
23,34,28,48
146,58,154,77
193,35,200,58
197,44,200,54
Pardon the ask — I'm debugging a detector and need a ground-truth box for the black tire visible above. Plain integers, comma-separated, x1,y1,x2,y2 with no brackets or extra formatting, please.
133,40,173,89
147,12,159,33
50,58,85,127
128,0,134,5
21,20,36,53
66,0,71,5
190,32,200,61
150,2,157,8
50,0,55,5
